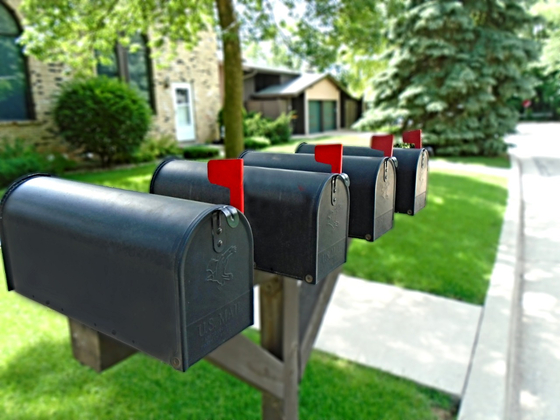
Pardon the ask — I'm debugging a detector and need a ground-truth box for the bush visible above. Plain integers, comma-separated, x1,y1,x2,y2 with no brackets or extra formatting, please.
54,76,151,167
131,135,182,163
244,112,294,145
183,145,220,160
244,136,271,150
264,112,293,145
0,138,76,188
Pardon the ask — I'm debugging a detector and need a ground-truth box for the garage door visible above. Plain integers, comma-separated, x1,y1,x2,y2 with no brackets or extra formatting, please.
322,101,336,131
308,101,321,134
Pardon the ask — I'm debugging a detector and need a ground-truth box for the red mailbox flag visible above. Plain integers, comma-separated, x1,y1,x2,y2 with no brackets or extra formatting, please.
207,159,244,213
402,130,422,149
314,144,343,173
370,134,394,157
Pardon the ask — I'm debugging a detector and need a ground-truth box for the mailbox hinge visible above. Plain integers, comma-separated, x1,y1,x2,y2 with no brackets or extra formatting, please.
383,159,389,182
331,177,337,205
211,206,240,253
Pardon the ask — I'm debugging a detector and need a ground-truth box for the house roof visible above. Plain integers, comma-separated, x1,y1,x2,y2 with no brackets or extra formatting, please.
216,53,301,76
252,73,355,99
241,62,301,76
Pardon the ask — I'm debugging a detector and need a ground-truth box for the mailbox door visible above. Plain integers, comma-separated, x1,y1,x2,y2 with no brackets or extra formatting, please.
316,176,349,281
392,148,429,215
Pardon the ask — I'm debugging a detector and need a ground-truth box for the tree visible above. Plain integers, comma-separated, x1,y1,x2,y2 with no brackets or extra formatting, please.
238,0,398,97
354,0,541,156
19,0,245,158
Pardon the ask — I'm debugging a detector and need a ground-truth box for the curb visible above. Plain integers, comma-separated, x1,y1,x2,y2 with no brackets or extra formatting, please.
458,155,522,419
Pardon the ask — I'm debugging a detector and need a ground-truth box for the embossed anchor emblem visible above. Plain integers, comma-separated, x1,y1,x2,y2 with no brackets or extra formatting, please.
206,246,237,286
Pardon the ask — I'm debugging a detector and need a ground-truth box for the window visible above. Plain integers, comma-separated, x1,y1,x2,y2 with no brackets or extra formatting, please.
0,2,33,121
97,34,156,112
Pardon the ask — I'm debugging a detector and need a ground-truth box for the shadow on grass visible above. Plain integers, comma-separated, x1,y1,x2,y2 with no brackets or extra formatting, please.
0,333,454,420
345,170,508,304
0,338,261,420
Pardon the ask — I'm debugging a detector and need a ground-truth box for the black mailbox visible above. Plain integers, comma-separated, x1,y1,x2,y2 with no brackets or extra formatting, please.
240,151,396,242
297,143,428,215
150,160,350,284
0,174,254,371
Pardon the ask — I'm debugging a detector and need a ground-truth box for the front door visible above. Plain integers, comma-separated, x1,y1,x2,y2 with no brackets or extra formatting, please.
172,83,196,141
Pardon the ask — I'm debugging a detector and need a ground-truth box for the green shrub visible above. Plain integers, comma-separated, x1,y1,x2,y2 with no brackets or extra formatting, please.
132,135,182,163
243,112,268,138
265,112,293,145
183,145,220,160
0,138,76,188
244,136,271,150
243,112,294,145
54,76,151,167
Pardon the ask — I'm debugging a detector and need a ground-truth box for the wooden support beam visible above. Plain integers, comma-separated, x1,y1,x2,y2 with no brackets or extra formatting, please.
69,318,137,372
205,334,284,400
299,267,340,380
260,275,301,420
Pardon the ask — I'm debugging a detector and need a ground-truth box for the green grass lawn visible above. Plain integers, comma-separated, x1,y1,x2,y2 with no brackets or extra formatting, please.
64,162,159,192
0,258,454,419
345,168,508,305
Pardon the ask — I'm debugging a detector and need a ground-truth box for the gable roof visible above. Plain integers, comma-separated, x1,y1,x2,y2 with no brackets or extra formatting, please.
252,73,355,99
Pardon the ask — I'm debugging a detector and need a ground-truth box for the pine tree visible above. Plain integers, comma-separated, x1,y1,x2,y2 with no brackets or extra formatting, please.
355,0,541,156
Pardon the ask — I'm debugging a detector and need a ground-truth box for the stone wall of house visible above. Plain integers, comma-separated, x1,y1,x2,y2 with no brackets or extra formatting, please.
151,34,221,144
1,0,220,148
0,0,70,147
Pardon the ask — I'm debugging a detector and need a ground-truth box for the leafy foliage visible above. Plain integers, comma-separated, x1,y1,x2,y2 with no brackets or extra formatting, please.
129,134,182,163
182,145,220,159
54,77,151,166
19,0,214,77
354,0,541,156
0,138,76,188
239,0,401,97
244,111,294,145
244,136,271,150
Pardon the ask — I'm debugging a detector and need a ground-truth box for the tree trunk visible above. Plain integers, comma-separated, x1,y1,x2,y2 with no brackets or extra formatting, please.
216,0,244,159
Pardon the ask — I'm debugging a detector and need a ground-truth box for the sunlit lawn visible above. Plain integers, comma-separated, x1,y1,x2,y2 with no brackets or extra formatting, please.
0,258,454,419
345,168,508,305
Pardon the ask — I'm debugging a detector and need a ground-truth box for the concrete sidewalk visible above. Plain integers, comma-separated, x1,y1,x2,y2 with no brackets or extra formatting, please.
254,275,482,396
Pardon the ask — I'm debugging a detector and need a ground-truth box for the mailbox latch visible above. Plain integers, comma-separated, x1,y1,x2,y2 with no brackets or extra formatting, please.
212,206,239,253
331,177,337,205
421,150,427,169
383,159,389,182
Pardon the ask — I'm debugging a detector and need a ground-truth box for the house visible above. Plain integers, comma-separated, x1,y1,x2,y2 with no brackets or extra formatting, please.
218,61,363,135
0,0,220,148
